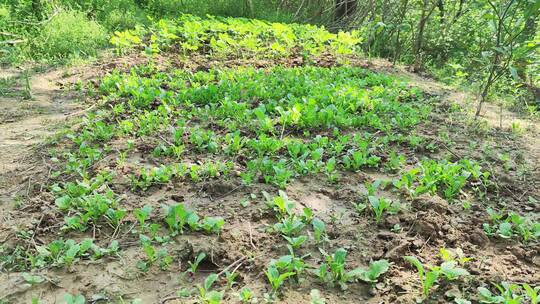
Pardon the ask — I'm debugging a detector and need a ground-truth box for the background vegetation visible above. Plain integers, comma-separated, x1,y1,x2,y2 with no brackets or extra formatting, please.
1,0,539,111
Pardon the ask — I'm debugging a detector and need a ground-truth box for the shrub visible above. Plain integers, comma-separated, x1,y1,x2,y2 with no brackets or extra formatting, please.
37,10,107,60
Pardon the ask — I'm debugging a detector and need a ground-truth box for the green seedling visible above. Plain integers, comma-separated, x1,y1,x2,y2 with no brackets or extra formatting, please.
312,218,327,243
314,248,387,290
273,215,306,237
200,217,225,234
198,273,224,304
439,248,472,266
348,259,390,283
64,293,85,304
385,151,406,172
188,252,207,275
265,264,295,294
368,196,399,224
403,256,440,298
365,180,382,196
163,203,199,233
404,255,469,300
325,157,339,183
105,208,127,227
523,284,539,304
282,235,308,250
238,287,255,303
134,205,153,230
477,282,523,304
22,273,45,285
224,271,238,289
264,190,295,219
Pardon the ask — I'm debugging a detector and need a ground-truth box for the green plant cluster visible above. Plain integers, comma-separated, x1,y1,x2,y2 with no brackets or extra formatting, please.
394,159,489,200
85,65,432,190
262,191,389,296
483,208,540,243
111,14,363,58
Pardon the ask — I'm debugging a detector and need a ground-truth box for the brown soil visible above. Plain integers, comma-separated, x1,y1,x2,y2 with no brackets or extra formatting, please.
0,55,539,304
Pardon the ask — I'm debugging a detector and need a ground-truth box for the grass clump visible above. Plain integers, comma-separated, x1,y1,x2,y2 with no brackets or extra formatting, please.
37,10,107,60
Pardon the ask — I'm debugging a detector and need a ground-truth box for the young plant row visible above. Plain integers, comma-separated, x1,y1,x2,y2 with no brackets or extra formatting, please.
111,14,363,59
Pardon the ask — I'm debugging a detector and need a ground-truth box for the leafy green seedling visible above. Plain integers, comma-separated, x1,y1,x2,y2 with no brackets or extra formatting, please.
264,190,295,219
404,255,468,299
523,284,539,304
198,273,224,304
105,208,127,227
403,256,440,298
314,248,376,290
224,271,238,289
274,215,306,237
265,264,294,294
134,205,153,229
200,217,225,234
312,218,327,243
64,293,85,304
163,203,199,233
348,259,390,283
238,287,255,303
283,235,308,250
22,273,45,285
188,252,207,275
368,196,392,224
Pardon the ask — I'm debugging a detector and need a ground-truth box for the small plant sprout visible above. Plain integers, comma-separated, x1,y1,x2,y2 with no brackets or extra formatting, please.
198,273,224,304
265,264,294,294
312,217,327,243
264,190,295,219
200,217,225,234
348,259,391,284
368,195,399,224
238,287,256,303
439,248,472,266
64,293,85,304
404,255,469,300
283,235,308,250
224,270,238,289
365,179,382,196
188,252,207,275
163,203,199,234
273,215,306,237
314,248,389,290
477,282,524,304
105,208,127,227
523,284,539,304
134,205,153,230
22,273,45,285
403,256,439,299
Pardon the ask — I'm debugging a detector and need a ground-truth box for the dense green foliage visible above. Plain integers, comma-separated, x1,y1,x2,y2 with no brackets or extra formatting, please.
1,0,539,111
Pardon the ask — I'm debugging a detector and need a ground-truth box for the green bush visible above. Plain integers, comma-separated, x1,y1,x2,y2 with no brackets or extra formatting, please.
37,10,107,60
